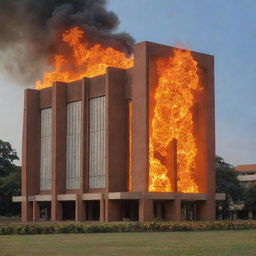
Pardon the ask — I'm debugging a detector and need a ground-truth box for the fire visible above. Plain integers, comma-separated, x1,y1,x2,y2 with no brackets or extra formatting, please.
149,49,201,193
36,26,134,89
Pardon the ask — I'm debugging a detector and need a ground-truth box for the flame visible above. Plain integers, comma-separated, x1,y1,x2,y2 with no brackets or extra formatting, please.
36,26,134,89
149,49,201,193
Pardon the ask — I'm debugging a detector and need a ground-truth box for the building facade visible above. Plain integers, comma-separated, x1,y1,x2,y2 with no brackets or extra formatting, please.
13,42,215,222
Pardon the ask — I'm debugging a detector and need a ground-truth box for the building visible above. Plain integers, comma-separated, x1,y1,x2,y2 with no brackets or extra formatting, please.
228,164,256,220
236,164,256,187
13,41,215,222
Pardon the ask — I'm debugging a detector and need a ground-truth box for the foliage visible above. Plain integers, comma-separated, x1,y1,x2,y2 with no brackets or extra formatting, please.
0,140,21,216
244,185,256,211
1,221,256,235
215,156,247,219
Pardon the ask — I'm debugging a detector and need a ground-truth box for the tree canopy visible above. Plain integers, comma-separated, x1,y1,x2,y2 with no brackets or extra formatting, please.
0,140,21,216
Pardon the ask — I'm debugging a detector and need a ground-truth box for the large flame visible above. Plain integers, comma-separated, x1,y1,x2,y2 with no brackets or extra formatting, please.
36,26,134,89
149,49,201,193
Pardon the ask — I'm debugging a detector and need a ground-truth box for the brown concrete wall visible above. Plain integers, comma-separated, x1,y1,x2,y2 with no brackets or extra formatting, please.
51,82,67,221
21,89,40,222
194,54,215,220
80,78,89,194
106,67,128,192
131,42,150,193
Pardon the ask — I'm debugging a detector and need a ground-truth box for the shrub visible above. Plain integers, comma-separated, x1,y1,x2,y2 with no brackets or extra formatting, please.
1,221,256,235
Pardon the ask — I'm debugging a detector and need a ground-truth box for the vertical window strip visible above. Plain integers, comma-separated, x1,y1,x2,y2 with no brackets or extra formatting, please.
66,101,81,189
89,96,106,188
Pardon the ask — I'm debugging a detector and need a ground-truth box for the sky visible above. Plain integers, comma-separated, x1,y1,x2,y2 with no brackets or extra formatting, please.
0,0,255,166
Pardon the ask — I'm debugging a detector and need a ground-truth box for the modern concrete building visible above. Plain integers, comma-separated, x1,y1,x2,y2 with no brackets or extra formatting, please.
13,41,215,222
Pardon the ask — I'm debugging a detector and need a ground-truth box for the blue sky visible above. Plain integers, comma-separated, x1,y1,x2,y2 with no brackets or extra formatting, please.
0,0,255,165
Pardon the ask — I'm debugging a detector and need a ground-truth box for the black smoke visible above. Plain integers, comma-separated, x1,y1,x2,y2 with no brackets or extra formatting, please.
0,0,134,85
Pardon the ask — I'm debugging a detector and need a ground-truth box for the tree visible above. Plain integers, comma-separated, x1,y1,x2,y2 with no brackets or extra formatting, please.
244,185,256,212
215,156,246,219
0,140,19,177
0,140,21,216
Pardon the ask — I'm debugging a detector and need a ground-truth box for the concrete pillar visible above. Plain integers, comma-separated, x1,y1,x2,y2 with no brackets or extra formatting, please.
51,82,67,221
100,199,105,222
106,68,128,192
166,199,181,221
22,200,33,223
139,198,154,221
21,89,40,222
80,79,89,193
33,201,40,222
105,200,122,222
75,195,84,221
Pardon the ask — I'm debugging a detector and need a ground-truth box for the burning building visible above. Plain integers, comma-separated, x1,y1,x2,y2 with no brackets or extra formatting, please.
13,30,215,222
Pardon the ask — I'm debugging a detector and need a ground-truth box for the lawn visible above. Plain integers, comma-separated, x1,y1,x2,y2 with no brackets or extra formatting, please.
0,230,256,256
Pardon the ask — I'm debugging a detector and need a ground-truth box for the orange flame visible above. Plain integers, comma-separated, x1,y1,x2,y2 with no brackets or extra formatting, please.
149,49,201,193
36,26,134,89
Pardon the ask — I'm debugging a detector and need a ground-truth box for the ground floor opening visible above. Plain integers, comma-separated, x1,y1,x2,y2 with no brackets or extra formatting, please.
85,200,100,221
62,201,75,221
39,202,51,221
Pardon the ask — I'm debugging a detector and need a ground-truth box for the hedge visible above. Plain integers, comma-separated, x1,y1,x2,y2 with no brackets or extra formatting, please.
1,221,256,235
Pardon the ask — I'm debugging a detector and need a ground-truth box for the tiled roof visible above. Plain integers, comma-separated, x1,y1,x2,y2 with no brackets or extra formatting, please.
235,164,256,172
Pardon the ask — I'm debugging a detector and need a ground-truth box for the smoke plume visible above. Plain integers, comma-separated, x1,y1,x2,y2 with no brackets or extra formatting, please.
0,0,134,85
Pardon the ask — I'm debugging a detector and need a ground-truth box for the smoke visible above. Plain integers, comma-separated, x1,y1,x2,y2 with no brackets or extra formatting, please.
0,0,135,85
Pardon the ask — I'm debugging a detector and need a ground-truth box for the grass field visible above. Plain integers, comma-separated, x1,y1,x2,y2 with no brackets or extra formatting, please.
0,230,256,256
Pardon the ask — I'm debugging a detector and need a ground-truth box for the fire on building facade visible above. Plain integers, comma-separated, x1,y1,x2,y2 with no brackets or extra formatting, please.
13,41,215,222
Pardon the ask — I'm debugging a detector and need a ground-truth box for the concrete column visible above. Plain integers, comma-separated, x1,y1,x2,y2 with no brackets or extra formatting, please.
75,194,84,221
80,79,89,193
105,200,121,222
106,68,128,192
33,201,40,222
100,199,105,222
139,197,154,221
166,199,181,221
21,89,40,222
51,82,67,221
132,42,149,193
22,200,33,223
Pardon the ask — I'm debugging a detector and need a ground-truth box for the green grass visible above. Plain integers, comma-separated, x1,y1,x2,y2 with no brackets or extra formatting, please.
0,231,256,256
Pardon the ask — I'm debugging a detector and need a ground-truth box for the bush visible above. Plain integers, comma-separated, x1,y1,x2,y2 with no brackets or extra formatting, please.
1,221,256,235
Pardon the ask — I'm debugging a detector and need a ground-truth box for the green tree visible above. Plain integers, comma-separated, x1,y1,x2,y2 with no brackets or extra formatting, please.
0,140,21,216
244,185,256,212
215,156,245,219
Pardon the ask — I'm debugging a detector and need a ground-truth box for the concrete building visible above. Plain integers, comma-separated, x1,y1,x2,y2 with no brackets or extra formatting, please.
236,164,256,187
13,41,216,222
228,164,256,220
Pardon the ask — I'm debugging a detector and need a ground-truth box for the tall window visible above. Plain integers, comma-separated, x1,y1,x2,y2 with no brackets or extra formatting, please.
89,96,106,188
66,101,81,189
40,108,52,190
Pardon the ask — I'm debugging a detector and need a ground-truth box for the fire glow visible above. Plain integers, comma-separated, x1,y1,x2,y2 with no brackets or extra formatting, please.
149,49,201,193
36,27,200,194
36,27,134,89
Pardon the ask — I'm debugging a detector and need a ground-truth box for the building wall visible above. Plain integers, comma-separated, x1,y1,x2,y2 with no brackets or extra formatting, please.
19,41,215,222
